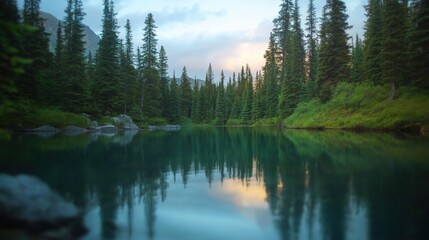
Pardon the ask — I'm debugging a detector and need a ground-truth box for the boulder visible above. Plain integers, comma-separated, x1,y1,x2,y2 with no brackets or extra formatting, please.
114,114,139,130
63,126,88,135
90,120,99,129
0,174,87,239
31,125,60,132
96,124,118,133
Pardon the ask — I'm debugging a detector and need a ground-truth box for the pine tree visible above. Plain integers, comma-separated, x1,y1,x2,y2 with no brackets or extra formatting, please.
409,0,429,89
304,0,318,100
0,0,26,102
191,80,201,123
62,0,88,112
205,63,216,121
93,0,121,114
317,0,351,102
215,70,226,125
290,0,305,107
141,13,161,117
180,66,192,118
225,76,234,119
167,72,180,123
252,71,264,120
262,33,279,118
241,65,253,124
381,0,409,99
18,0,52,101
363,0,383,84
351,34,364,83
121,19,137,115
158,45,169,117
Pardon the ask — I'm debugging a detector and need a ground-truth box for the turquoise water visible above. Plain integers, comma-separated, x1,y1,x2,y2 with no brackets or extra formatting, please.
1,128,429,240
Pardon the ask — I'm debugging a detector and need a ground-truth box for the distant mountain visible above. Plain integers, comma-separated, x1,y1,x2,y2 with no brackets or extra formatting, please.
41,11,100,56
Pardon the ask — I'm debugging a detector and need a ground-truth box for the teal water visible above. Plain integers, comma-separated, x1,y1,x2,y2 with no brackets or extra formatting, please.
1,128,429,240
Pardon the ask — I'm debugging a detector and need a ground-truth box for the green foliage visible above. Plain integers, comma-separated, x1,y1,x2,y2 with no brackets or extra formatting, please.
408,0,429,89
93,0,121,114
0,101,38,129
0,101,89,129
317,0,351,102
36,108,90,128
252,117,280,127
381,0,409,98
226,118,243,126
363,0,383,85
180,66,193,118
285,83,429,130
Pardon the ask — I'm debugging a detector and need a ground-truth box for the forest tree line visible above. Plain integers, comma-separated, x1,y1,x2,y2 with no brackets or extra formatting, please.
0,0,428,126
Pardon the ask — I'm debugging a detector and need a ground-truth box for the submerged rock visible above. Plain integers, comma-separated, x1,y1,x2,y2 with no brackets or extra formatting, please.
30,125,60,132
0,174,87,239
148,125,181,131
95,124,118,133
63,126,88,135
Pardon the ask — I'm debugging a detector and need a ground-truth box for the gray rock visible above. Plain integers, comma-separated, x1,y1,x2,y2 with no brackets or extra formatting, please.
63,126,88,135
90,120,99,128
31,125,60,132
117,114,139,130
0,174,87,238
148,125,181,131
96,124,118,133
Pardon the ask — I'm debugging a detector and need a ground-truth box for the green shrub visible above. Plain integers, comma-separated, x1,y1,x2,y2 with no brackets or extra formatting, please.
226,118,242,126
284,83,429,131
253,117,280,127
37,108,90,128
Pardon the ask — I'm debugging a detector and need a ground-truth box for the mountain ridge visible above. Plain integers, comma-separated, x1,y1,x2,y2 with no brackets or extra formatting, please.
41,11,100,56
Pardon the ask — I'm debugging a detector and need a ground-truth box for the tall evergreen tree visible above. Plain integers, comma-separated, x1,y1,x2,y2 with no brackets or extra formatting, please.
140,13,161,117
121,19,137,115
167,72,180,123
0,0,26,102
363,0,383,84
409,0,429,89
252,71,264,120
180,66,192,118
93,0,121,114
62,0,88,112
351,34,364,83
215,70,226,125
317,0,351,102
262,33,279,118
18,0,51,101
205,63,216,121
158,45,169,117
304,0,318,100
381,0,409,99
241,65,253,124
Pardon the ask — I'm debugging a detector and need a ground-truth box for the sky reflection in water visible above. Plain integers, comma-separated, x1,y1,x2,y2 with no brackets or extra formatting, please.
1,128,429,240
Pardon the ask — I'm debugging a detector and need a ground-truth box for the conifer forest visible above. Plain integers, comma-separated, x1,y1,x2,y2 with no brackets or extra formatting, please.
1,0,428,130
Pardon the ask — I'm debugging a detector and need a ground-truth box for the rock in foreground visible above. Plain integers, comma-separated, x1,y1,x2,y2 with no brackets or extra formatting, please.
0,174,87,239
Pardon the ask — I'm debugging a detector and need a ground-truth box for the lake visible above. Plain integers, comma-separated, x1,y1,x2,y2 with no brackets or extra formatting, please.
1,127,429,240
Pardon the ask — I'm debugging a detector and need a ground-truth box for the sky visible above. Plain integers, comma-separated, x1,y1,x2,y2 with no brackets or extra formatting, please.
17,0,366,80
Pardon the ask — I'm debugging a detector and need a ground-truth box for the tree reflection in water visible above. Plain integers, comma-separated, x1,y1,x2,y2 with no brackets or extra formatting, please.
1,128,429,240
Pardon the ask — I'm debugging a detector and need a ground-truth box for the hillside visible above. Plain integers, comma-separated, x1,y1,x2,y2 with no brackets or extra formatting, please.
41,11,100,56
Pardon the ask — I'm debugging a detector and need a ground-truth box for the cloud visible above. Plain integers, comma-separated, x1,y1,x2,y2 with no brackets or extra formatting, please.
162,19,273,80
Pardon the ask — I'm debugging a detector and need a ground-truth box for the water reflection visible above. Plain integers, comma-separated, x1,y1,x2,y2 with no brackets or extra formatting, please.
1,128,429,240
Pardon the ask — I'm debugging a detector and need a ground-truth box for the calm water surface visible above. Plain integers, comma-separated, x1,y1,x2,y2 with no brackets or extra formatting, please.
1,128,429,240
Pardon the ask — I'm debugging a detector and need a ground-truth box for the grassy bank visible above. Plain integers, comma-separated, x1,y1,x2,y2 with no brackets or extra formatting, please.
0,101,90,129
284,83,429,133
